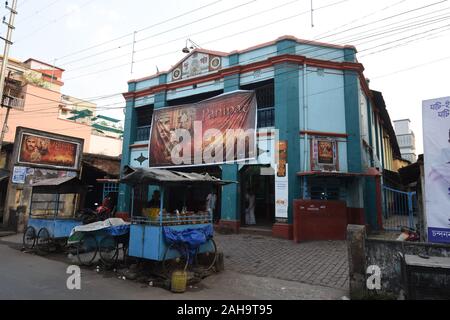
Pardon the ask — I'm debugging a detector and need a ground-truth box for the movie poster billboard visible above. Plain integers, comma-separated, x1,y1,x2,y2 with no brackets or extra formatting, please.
14,127,83,171
311,138,338,171
422,96,450,243
148,91,257,167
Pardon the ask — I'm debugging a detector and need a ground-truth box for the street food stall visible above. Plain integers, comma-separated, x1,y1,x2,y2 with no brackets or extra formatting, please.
23,176,87,252
120,166,235,275
23,176,130,267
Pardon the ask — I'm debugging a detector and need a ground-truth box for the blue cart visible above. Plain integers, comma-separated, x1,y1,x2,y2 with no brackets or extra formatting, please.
68,221,130,267
121,167,234,276
23,176,87,253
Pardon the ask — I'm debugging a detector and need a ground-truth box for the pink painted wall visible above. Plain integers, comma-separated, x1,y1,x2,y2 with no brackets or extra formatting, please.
0,84,91,152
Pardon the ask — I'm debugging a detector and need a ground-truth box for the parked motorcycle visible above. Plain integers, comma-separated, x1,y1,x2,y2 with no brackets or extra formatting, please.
397,226,420,242
76,193,116,224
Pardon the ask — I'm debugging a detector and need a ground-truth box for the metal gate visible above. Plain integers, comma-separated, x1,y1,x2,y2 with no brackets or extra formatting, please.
382,186,417,231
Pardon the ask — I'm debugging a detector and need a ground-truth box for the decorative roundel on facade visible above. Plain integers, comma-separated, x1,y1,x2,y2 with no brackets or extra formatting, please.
172,68,182,80
210,57,221,70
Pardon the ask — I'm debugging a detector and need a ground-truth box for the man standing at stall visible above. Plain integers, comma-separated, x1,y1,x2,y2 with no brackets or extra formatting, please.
206,189,217,223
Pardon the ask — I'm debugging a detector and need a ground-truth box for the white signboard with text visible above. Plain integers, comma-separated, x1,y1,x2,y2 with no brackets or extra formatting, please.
423,96,450,243
275,164,289,219
12,166,28,184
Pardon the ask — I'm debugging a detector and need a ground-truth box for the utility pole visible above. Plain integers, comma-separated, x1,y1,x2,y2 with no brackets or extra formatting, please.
0,0,18,154
130,31,136,75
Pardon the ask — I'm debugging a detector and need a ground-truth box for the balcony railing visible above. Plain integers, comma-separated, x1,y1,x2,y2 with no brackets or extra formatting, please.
2,94,25,110
136,125,151,142
257,107,275,128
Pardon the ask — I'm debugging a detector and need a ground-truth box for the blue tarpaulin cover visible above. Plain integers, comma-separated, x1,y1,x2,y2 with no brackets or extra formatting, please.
163,225,214,263
163,225,213,249
104,224,130,236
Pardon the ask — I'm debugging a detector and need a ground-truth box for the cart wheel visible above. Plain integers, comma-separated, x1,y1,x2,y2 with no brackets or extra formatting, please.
99,235,118,266
76,234,98,266
36,228,51,254
195,238,217,271
162,243,189,277
23,226,36,250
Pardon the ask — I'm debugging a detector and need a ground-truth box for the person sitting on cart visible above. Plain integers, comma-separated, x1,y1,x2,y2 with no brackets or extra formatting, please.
147,190,161,208
96,193,116,220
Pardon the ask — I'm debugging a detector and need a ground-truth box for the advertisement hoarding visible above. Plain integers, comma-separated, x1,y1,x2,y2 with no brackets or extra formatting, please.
311,138,338,171
149,91,257,167
14,127,83,171
422,96,450,243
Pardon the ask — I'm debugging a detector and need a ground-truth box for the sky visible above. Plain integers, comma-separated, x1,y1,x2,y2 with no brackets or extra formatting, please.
3,0,450,155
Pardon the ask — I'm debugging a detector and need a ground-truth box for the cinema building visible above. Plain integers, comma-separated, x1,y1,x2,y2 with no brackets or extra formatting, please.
118,35,403,240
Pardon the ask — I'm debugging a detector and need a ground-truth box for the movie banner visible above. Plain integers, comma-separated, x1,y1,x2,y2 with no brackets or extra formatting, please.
149,91,257,167
17,132,81,170
422,96,450,243
311,138,338,171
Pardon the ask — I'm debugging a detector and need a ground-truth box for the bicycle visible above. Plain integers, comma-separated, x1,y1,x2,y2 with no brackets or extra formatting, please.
75,228,130,267
162,241,190,277
162,227,217,277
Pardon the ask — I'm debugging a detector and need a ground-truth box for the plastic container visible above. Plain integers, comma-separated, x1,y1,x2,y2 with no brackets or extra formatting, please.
170,270,187,293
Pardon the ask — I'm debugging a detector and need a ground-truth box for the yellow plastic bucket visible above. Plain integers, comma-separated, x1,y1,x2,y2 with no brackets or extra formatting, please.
171,270,187,293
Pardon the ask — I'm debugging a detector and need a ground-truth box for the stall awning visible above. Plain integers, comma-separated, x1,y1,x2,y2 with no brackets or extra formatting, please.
120,166,237,186
297,169,381,178
31,176,88,194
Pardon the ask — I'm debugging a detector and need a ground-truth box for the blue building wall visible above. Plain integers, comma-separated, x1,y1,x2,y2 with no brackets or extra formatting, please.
118,99,137,213
239,45,277,65
305,68,346,134
295,44,346,62
167,80,224,101
119,36,388,231
220,72,241,223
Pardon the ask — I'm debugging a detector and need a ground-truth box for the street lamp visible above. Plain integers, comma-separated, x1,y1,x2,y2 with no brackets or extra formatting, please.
182,39,201,54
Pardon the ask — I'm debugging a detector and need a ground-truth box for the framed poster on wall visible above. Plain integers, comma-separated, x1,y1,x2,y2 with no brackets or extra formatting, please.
311,138,338,171
13,127,84,171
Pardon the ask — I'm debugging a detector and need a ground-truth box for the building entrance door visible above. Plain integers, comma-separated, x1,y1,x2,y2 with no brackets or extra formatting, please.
240,165,275,227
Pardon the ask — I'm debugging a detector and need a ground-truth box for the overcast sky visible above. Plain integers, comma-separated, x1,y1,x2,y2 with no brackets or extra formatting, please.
4,0,450,155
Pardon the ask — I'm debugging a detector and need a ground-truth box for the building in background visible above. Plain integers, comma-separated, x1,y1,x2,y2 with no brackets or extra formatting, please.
0,56,123,157
118,35,406,240
59,94,96,125
0,57,123,229
394,119,417,163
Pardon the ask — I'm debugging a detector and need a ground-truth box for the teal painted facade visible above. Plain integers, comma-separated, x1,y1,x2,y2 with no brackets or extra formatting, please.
274,61,300,224
343,70,362,174
118,99,137,213
220,71,241,222
119,36,397,232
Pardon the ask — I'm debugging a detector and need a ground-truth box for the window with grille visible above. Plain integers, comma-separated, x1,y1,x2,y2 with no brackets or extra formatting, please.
103,183,119,199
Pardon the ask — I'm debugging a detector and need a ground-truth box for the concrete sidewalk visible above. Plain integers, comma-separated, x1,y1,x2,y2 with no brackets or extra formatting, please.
0,232,21,242
0,231,16,238
0,235,348,300
1,232,350,291
215,233,349,290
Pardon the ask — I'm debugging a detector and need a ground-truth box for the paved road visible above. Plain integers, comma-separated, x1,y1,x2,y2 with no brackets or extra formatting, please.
0,235,348,300
215,233,349,289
